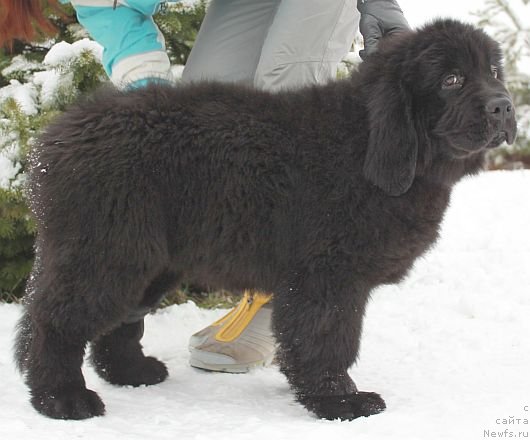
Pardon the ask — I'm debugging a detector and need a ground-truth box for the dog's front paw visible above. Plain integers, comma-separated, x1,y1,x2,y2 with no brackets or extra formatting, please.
31,387,105,420
302,391,386,421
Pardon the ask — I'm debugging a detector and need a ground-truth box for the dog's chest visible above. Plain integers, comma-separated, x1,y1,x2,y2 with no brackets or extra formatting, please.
347,186,451,285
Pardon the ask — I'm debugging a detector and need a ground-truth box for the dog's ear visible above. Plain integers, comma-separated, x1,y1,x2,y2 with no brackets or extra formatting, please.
362,78,418,196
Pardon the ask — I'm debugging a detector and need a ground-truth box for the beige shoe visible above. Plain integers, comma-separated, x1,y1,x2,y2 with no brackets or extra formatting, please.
189,291,276,373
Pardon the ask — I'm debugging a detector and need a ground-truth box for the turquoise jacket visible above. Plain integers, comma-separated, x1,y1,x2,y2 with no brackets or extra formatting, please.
61,1,175,87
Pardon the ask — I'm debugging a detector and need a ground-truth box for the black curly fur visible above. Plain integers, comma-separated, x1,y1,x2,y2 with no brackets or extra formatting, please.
15,19,516,420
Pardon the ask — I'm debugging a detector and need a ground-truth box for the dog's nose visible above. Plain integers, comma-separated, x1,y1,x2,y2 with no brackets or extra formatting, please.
486,96,513,122
487,95,517,144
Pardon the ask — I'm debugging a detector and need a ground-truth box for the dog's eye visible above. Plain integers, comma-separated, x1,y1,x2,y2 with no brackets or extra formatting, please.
491,65,498,79
442,73,464,89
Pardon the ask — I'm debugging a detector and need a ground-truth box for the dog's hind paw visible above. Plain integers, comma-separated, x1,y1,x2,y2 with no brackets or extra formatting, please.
31,387,105,420
96,356,169,387
302,391,386,421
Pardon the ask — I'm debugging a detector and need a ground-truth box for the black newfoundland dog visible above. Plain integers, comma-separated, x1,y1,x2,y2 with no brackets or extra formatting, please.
16,19,516,421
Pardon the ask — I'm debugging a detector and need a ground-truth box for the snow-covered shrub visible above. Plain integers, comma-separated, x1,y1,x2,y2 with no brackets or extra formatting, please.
0,39,105,301
0,186,35,302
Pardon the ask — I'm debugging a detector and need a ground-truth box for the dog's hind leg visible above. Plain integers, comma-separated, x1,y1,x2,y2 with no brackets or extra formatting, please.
90,270,180,386
15,282,106,420
90,319,168,387
273,275,386,421
15,254,167,419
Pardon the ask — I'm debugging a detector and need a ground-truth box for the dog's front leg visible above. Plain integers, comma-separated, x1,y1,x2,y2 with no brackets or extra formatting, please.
272,277,385,421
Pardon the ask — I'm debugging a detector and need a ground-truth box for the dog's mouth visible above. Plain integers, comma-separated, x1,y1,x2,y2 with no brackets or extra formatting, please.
484,122,517,149
449,136,502,158
485,131,509,149
446,126,517,158
445,133,492,158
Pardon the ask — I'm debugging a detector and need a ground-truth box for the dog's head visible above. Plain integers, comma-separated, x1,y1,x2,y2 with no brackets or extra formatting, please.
359,18,517,196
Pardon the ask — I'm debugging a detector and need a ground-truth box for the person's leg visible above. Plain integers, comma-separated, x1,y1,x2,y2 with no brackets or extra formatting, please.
254,0,359,91
182,0,281,84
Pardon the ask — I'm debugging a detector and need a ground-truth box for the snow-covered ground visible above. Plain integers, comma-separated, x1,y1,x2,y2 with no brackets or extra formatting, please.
1,170,529,439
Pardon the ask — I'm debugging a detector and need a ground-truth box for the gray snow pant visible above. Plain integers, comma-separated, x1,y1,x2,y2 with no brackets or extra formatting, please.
182,0,360,91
